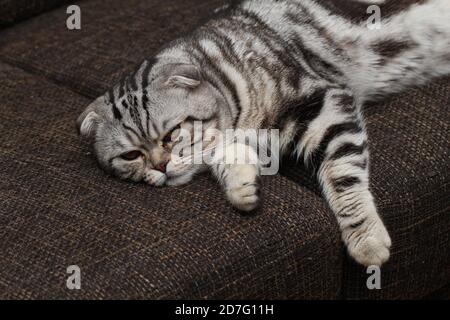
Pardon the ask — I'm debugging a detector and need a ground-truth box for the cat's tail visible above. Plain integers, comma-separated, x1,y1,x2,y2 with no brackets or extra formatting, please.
349,0,450,100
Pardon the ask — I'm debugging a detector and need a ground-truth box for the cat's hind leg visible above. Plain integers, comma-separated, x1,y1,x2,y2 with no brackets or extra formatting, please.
298,88,391,266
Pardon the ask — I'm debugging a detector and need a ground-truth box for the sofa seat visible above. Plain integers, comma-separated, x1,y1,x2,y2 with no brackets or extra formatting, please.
0,0,448,299
0,61,342,299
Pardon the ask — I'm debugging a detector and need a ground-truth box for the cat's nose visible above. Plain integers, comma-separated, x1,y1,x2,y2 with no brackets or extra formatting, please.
156,161,168,173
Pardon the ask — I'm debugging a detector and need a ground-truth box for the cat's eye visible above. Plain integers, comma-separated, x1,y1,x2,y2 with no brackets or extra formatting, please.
120,150,143,161
162,124,181,146
162,133,172,144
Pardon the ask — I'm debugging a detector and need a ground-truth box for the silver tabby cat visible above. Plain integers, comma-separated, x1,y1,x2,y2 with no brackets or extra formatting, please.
77,0,450,266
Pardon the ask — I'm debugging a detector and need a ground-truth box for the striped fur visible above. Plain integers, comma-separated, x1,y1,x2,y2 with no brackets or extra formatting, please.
77,0,450,266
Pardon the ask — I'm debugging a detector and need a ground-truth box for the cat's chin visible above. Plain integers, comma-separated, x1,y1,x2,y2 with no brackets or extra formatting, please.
143,167,197,187
143,170,167,187
165,163,204,186
166,173,195,187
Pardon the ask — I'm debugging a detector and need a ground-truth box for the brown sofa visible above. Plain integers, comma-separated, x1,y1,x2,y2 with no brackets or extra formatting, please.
0,0,448,299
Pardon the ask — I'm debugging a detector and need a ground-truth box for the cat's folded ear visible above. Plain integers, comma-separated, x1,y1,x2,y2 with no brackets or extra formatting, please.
165,64,201,89
76,97,103,140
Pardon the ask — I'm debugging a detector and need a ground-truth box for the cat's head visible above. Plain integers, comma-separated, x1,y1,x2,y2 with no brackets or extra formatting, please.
77,58,229,186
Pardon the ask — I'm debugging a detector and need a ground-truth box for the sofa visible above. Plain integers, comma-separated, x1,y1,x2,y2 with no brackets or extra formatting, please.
0,0,448,299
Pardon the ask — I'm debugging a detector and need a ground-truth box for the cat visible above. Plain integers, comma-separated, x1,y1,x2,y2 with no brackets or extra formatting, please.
77,0,450,266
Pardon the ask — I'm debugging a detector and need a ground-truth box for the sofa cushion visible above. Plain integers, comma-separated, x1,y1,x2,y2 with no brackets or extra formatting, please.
0,62,342,299
0,0,228,98
0,0,448,299
0,0,70,28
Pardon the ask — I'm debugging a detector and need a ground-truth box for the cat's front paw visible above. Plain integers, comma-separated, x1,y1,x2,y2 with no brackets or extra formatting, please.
225,164,260,212
345,219,392,267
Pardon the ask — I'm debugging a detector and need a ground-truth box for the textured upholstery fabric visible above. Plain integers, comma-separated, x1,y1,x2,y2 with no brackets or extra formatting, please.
0,0,229,98
0,0,70,28
425,283,450,299
0,61,342,299
0,0,449,299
